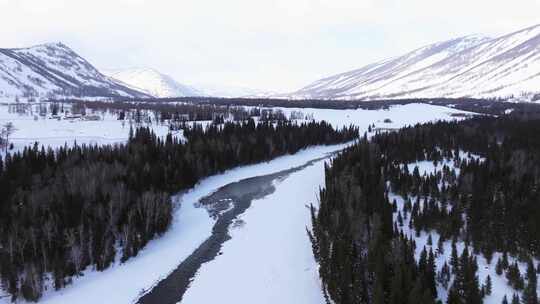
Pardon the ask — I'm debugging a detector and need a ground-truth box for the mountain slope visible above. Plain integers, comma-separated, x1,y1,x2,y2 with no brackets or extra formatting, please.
195,83,277,98
0,42,149,100
104,68,203,98
290,24,540,100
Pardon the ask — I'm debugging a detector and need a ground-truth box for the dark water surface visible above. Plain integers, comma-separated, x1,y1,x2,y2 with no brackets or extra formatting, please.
137,155,329,304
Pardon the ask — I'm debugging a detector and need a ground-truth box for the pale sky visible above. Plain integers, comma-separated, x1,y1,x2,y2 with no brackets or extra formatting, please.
1,0,539,92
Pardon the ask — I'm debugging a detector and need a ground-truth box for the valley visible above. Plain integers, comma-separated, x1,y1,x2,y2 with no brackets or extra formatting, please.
0,101,474,303
2,7,540,303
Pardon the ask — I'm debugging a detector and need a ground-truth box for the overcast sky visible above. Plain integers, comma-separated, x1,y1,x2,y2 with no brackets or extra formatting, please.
1,0,539,92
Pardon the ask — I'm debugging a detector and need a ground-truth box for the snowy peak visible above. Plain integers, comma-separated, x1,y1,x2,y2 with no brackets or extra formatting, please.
104,68,203,98
105,68,276,98
195,84,277,98
290,24,540,101
0,42,149,100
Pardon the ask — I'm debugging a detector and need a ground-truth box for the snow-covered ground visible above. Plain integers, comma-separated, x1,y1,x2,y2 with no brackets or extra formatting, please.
0,104,176,158
181,158,329,304
0,102,475,303
259,102,475,130
405,150,483,177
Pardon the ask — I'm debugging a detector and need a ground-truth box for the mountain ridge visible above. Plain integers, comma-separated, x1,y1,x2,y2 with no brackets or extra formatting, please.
286,24,540,101
103,67,204,98
0,42,150,100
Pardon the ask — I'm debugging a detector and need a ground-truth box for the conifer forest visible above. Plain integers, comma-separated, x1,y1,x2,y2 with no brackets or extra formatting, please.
310,116,540,304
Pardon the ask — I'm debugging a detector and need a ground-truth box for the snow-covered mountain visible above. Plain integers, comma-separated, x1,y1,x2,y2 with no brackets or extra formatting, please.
289,24,540,101
103,68,203,98
0,42,149,100
194,84,277,98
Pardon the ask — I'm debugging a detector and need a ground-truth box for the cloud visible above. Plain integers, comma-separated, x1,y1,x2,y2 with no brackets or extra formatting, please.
1,0,539,91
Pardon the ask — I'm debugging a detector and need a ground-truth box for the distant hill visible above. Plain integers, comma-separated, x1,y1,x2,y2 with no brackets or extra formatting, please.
0,42,150,100
286,24,540,101
103,68,203,98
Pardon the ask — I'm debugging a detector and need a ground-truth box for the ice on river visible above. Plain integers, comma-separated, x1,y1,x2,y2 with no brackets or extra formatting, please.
181,158,329,304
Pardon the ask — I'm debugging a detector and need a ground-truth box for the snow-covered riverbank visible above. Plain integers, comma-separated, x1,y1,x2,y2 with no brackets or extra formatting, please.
0,103,475,303
10,143,349,304
181,157,330,304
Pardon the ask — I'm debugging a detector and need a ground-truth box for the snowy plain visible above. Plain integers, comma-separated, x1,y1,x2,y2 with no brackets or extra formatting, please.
261,102,474,130
0,103,176,158
0,103,476,303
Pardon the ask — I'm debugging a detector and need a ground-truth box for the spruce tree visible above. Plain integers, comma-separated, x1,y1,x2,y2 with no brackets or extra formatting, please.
485,275,492,296
451,240,459,274
502,252,509,269
496,257,504,275
446,285,462,304
398,211,404,227
427,249,437,297
522,260,538,304
437,236,445,255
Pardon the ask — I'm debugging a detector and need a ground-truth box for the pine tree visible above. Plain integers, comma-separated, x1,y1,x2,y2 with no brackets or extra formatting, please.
447,285,462,304
506,262,524,290
451,240,459,273
437,236,445,255
485,275,492,296
502,252,509,269
439,262,451,288
522,260,538,304
454,246,482,304
427,249,437,297
496,257,504,275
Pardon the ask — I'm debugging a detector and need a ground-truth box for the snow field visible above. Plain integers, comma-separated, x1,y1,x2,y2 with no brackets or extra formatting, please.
257,102,475,130
0,104,179,158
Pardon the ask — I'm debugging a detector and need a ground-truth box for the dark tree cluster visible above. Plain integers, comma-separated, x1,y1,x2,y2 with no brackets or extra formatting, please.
311,116,540,304
309,141,438,304
376,117,540,260
0,118,358,302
